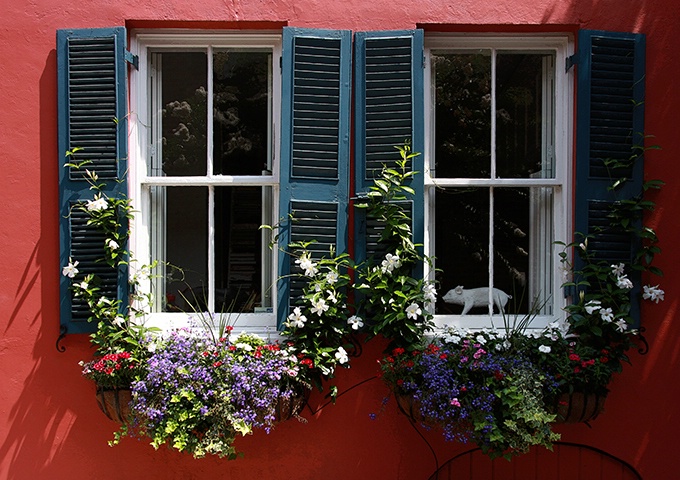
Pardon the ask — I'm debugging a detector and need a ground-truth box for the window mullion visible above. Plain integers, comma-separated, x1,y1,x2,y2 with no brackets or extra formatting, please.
207,46,215,313
488,49,497,315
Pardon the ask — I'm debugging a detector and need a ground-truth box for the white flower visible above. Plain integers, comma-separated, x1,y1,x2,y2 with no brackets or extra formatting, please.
422,283,437,303
614,319,629,332
113,316,126,327
326,290,339,304
235,342,254,351
325,271,339,284
311,298,329,316
616,275,634,290
643,285,665,303
86,197,108,212
106,239,119,250
335,346,349,364
538,345,552,354
62,260,79,278
611,263,625,277
77,280,89,291
600,307,614,323
405,302,422,320
286,307,307,328
579,241,587,251
584,300,602,315
475,335,487,345
295,253,318,277
380,253,402,275
347,315,364,330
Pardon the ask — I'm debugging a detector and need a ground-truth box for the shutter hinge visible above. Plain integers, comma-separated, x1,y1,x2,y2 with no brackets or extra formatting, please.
125,50,139,70
279,56,283,72
566,53,579,73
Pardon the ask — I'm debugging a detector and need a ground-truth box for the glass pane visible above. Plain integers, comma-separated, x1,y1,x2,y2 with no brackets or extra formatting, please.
213,51,271,176
435,187,554,316
160,187,209,312
434,188,491,315
159,52,208,176
492,187,553,316
432,52,491,178
214,186,265,312
496,53,555,179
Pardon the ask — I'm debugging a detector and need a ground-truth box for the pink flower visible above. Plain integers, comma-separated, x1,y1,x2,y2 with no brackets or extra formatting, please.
450,398,461,407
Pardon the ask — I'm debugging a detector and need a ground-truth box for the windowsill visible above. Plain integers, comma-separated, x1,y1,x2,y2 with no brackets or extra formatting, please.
140,312,283,342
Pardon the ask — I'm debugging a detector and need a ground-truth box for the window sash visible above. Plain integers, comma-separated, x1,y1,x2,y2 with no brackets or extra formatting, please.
423,35,573,328
129,33,282,332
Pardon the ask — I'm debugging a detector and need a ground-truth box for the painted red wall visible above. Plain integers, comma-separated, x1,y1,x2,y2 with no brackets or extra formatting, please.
2,1,679,479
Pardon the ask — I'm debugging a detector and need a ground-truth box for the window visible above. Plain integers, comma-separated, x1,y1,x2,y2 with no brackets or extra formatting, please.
130,34,282,334
58,27,645,334
423,36,572,329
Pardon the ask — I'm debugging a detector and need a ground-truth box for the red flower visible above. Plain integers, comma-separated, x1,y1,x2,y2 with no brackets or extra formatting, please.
493,370,504,381
569,353,581,362
392,347,405,356
573,366,581,374
213,361,223,368
405,360,415,368
439,353,448,360
600,357,609,363
396,379,404,387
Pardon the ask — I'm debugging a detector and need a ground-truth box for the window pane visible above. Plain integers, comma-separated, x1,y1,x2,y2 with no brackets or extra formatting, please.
158,52,208,176
432,52,491,178
213,51,271,176
434,187,554,316
154,186,267,313
496,53,555,179
159,187,209,312
435,188,490,314
214,186,265,312
492,187,553,315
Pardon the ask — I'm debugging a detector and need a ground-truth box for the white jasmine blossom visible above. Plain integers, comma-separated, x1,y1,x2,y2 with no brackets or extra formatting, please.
113,316,126,327
77,280,89,291
295,253,318,277
311,298,329,316
347,315,364,330
325,270,339,284
335,346,349,364
380,253,402,275
538,345,552,353
611,263,625,277
614,319,628,332
326,290,339,304
86,197,108,212
643,284,665,303
405,302,422,320
286,307,307,328
62,260,79,278
422,283,437,303
106,238,119,250
584,299,602,315
616,275,634,290
600,307,614,323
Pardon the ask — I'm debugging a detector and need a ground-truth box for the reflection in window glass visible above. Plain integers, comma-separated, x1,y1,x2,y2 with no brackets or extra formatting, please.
154,186,266,313
159,52,208,176
213,51,271,176
432,49,557,317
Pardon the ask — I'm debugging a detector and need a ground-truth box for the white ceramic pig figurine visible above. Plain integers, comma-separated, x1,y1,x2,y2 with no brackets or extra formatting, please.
442,286,511,315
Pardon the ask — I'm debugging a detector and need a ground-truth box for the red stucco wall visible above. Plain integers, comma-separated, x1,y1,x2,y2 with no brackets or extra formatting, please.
2,1,679,479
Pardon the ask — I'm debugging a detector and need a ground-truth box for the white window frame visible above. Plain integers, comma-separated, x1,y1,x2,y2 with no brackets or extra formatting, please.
128,31,282,337
422,34,574,331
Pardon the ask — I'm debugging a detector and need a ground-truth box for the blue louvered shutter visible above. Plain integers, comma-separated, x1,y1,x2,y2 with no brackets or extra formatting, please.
574,30,645,322
57,27,129,334
278,28,352,327
353,30,425,268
